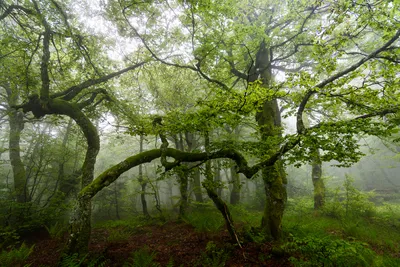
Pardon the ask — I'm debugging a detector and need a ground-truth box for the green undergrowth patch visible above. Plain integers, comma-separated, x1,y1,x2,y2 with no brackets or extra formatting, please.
45,222,68,239
94,216,167,242
94,215,158,229
283,194,400,266
282,235,375,267
194,241,232,267
0,243,34,266
185,202,263,235
123,246,161,267
284,198,400,254
59,253,107,267
230,204,263,227
184,203,225,232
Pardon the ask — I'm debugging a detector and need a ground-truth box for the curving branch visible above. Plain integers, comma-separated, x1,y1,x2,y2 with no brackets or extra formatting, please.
50,61,147,101
296,29,400,134
32,0,51,101
76,88,110,109
80,135,300,199
309,106,399,131
0,4,34,21
270,5,317,51
121,7,230,91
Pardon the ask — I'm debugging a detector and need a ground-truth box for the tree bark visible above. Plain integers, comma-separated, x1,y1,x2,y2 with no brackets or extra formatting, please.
193,167,204,202
214,160,222,197
303,115,325,209
230,164,241,205
174,134,188,218
252,41,286,240
312,149,324,209
138,135,149,217
5,83,28,204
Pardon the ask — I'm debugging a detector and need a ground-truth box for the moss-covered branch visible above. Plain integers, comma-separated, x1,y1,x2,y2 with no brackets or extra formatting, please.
80,138,300,199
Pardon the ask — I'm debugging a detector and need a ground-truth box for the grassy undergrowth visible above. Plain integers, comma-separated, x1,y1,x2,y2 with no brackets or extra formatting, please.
283,196,400,266
16,187,400,267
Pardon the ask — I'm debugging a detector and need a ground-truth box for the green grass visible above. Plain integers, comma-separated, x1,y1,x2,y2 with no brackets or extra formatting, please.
184,205,225,232
93,215,152,230
282,196,400,266
230,204,263,227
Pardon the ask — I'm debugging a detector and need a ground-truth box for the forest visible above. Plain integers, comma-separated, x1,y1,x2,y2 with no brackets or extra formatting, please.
0,0,400,266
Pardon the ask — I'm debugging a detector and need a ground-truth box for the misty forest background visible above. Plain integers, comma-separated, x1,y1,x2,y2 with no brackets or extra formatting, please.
0,0,400,266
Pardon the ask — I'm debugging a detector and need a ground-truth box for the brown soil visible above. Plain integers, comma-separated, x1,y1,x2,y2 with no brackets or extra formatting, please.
24,221,291,267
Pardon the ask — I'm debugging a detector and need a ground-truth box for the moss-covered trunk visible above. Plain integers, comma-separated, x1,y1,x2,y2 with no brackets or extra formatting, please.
138,135,149,216
257,100,287,241
43,100,101,255
230,165,241,205
214,160,222,197
312,149,324,209
252,41,286,240
65,194,92,254
193,167,204,202
178,171,189,218
5,84,28,205
303,115,325,210
175,134,189,218
260,162,286,240
9,104,28,204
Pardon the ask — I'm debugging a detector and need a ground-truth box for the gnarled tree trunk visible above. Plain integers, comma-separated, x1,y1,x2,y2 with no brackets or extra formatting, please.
252,41,286,240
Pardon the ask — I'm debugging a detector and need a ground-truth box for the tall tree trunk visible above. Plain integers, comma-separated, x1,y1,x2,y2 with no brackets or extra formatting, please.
114,181,120,220
303,115,325,209
253,41,286,240
193,167,204,202
57,118,77,199
178,170,188,218
214,160,222,197
312,149,324,209
230,164,241,205
5,84,28,204
186,132,203,202
59,103,100,255
138,135,149,217
174,134,188,218
229,127,241,205
260,162,286,240
5,83,30,226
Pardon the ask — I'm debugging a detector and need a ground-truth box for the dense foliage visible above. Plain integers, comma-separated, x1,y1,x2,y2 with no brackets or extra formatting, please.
0,0,399,265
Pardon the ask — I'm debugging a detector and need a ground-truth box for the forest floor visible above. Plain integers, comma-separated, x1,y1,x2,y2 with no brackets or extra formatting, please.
24,220,290,267
8,198,400,266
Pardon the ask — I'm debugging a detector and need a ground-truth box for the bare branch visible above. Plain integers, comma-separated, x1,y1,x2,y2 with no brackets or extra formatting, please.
50,61,147,101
